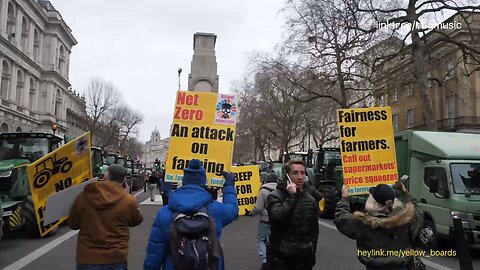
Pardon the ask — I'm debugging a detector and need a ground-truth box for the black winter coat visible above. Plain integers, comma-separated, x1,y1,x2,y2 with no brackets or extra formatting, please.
266,177,320,257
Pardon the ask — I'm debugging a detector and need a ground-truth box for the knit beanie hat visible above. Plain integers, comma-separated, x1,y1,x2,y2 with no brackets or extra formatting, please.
369,184,395,206
266,171,278,183
182,159,207,187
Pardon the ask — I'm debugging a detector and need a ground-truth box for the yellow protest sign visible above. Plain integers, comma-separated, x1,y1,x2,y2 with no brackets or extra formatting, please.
27,132,92,236
165,91,238,186
231,165,262,216
337,107,398,195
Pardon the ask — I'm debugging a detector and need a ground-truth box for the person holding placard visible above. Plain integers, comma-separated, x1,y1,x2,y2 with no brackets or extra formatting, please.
266,159,319,270
334,181,424,270
68,164,143,270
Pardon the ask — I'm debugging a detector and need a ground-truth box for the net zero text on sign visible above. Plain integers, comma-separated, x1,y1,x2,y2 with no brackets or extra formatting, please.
337,107,398,195
165,91,237,186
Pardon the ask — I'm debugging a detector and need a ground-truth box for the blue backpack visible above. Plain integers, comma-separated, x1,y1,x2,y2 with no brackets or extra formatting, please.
169,206,222,270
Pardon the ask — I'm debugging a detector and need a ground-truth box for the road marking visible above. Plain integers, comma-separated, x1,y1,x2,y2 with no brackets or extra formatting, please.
2,189,144,270
2,230,78,270
317,219,454,270
140,195,163,205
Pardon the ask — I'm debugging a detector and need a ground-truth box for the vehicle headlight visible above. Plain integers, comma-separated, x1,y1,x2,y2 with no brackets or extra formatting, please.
451,211,471,229
0,170,12,178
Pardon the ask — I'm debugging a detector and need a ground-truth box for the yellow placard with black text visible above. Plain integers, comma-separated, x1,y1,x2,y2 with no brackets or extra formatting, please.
165,91,237,187
231,165,262,216
337,107,398,195
27,132,92,236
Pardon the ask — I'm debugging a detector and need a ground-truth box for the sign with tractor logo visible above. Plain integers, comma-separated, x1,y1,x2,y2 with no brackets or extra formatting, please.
27,132,92,236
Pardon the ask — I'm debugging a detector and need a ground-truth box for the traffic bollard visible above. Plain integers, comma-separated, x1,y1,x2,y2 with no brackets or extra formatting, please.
452,217,473,270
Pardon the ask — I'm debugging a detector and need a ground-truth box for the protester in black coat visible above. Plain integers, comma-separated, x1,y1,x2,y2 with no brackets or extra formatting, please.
266,159,319,270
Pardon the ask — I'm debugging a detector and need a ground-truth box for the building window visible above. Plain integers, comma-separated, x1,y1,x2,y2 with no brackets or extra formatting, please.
392,90,398,102
407,108,414,128
446,59,454,79
21,17,28,52
55,89,62,118
1,61,11,100
379,94,387,106
58,46,65,76
446,95,455,127
16,69,24,108
7,3,15,43
405,84,413,96
392,114,398,131
29,78,36,111
33,29,40,62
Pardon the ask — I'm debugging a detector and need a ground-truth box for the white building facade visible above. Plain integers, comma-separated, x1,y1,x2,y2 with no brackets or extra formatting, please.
0,0,86,136
143,129,169,169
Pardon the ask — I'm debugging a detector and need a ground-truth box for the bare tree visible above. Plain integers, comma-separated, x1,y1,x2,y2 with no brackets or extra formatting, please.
85,78,143,154
86,78,121,141
357,0,480,129
257,0,393,110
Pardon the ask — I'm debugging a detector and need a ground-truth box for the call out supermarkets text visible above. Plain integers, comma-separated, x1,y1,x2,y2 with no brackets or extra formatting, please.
358,249,456,258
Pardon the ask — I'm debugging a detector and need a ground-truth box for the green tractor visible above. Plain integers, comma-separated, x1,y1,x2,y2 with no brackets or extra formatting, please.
91,147,108,180
0,132,63,238
272,147,343,219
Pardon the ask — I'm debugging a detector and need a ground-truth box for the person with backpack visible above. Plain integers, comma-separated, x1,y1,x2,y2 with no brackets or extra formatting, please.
143,159,239,270
245,171,278,270
334,181,424,270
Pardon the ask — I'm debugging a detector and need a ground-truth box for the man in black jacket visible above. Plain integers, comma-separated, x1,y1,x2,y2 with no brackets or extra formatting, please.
266,159,319,270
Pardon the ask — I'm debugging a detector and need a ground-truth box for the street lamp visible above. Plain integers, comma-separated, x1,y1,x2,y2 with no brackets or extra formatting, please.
51,123,57,135
178,68,182,90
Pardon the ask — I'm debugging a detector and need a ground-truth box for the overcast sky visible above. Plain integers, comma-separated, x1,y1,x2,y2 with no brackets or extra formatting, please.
52,0,286,143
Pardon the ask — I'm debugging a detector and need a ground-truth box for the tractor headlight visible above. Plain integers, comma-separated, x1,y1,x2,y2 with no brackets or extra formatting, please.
0,170,12,178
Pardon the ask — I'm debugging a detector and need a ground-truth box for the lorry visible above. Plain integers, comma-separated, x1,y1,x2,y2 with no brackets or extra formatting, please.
348,130,480,248
393,130,480,248
0,132,63,238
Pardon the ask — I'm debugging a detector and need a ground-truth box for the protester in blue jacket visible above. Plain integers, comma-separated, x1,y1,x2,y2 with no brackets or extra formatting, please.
143,159,239,270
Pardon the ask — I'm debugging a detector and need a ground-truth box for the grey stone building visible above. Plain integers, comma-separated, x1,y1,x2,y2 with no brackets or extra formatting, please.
0,0,86,137
143,128,169,169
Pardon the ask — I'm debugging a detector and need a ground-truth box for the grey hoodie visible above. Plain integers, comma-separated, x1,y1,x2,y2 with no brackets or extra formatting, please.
250,182,277,222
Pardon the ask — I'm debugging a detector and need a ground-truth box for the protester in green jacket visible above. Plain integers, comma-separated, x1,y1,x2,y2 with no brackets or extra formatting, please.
334,181,424,270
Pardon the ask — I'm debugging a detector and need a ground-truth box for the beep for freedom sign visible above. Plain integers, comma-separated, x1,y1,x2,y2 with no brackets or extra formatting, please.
165,91,238,186
337,107,398,195
231,165,262,216
27,132,92,236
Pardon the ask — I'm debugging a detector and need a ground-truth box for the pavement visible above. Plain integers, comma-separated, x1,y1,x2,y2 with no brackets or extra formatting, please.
0,189,479,270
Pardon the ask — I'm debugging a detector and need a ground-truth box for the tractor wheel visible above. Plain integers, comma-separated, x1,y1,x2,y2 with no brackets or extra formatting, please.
22,196,41,237
33,170,51,188
418,219,438,250
318,185,340,219
61,161,73,173
22,196,58,238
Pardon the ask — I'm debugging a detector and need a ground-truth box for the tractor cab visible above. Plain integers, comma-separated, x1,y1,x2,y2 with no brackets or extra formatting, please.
91,147,107,179
0,133,62,164
0,132,63,238
105,153,118,166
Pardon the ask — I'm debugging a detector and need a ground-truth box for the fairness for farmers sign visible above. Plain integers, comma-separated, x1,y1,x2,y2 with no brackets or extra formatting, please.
165,91,238,186
337,107,398,195
27,132,92,236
